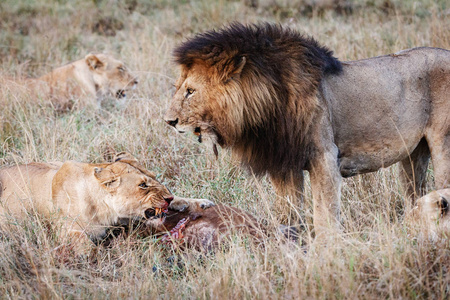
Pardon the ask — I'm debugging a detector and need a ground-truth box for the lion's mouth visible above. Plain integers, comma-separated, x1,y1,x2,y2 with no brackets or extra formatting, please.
194,126,219,157
145,207,169,220
116,89,126,98
194,127,202,143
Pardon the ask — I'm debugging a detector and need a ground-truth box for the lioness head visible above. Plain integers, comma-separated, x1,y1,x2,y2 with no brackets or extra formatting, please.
407,189,450,238
90,153,173,221
85,53,138,99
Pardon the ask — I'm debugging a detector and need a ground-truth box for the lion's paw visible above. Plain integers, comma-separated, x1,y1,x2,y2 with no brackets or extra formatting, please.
196,198,215,210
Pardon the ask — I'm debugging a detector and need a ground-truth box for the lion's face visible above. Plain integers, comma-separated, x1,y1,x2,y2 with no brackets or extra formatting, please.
165,63,244,148
85,53,138,99
165,65,218,142
94,161,173,220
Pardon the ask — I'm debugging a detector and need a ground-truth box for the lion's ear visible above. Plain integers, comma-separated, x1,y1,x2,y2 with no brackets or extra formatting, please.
226,56,246,82
114,152,138,163
85,54,104,70
111,153,155,178
94,167,120,190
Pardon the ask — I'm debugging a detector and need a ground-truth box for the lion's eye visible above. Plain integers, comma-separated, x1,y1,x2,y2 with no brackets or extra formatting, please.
186,88,195,97
139,182,148,189
118,67,125,72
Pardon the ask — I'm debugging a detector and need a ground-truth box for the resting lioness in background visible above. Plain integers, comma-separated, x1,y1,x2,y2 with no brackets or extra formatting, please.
0,153,213,253
2,53,138,109
406,189,450,240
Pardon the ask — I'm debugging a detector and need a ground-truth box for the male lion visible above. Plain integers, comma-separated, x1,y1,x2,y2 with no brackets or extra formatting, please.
0,153,213,253
3,53,138,109
164,23,450,237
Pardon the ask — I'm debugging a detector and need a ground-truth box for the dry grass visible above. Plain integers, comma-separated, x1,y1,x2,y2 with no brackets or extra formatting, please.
0,0,449,298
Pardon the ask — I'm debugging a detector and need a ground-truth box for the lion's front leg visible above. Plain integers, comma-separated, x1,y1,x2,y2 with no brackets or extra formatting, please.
169,196,215,213
308,144,342,239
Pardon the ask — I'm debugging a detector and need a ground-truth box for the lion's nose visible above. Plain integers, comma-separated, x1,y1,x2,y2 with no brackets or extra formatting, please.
164,195,174,204
166,118,178,127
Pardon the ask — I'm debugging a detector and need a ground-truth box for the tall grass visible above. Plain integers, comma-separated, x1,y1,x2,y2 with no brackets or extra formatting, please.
0,0,449,298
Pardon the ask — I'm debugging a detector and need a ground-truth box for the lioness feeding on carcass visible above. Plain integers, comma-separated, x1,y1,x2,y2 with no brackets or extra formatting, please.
164,22,450,238
0,152,213,254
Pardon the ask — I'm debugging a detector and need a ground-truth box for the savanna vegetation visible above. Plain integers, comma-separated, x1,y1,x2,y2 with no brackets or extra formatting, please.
0,0,449,298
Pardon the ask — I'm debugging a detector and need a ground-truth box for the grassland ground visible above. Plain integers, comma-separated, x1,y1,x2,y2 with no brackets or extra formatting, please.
0,0,449,298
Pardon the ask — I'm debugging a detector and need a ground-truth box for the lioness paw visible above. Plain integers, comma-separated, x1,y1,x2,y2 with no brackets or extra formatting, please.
169,198,190,212
189,198,215,212
169,197,215,213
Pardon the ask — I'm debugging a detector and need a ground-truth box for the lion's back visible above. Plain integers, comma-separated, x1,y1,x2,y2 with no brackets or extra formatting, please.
0,162,62,218
322,47,450,176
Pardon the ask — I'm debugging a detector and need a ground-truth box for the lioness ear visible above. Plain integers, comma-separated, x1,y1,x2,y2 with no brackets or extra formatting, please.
114,152,138,163
85,54,104,70
110,152,156,178
437,196,449,216
94,167,121,190
226,56,246,82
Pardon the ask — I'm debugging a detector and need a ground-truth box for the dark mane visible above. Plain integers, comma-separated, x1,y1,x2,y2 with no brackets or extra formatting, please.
174,22,342,76
173,23,342,179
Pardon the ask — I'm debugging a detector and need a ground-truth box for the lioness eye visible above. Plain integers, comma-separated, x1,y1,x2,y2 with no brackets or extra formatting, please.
139,182,148,189
118,67,125,72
